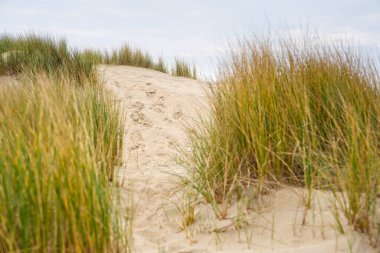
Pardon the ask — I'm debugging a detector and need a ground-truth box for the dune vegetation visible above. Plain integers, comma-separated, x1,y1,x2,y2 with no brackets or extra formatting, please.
101,45,168,73
183,34,380,246
0,34,196,78
0,35,126,252
2,31,380,252
0,34,96,82
0,33,198,252
172,58,197,79
80,45,168,73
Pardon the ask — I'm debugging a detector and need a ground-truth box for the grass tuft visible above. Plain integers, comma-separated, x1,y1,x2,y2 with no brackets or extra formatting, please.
0,34,97,83
172,58,197,79
102,44,168,73
0,33,127,252
0,73,125,252
183,34,380,245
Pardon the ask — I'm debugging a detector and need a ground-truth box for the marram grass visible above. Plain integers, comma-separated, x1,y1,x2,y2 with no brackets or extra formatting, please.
0,34,196,79
172,58,197,79
0,34,126,252
0,34,96,83
0,73,125,252
183,34,380,245
102,45,168,73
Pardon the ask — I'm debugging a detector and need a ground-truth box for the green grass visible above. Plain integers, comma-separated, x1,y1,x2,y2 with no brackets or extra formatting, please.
0,34,96,83
0,74,125,252
0,34,198,81
72,45,197,77
0,34,126,252
183,34,380,244
102,45,168,73
172,58,197,79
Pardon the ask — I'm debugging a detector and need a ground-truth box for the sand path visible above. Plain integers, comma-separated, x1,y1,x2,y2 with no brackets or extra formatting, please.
98,65,376,253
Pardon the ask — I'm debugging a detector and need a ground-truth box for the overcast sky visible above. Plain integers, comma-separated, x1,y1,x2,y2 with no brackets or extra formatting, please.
1,0,380,77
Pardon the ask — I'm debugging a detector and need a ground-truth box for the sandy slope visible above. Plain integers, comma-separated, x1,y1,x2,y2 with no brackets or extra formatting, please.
98,65,376,253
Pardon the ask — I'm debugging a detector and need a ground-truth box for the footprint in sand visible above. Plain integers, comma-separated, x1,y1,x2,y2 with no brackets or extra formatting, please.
131,131,142,143
152,97,167,114
167,136,179,148
131,101,145,111
130,112,153,127
113,80,120,87
129,101,152,126
157,95,165,105
145,87,157,98
172,106,184,120
153,107,164,113
129,131,145,150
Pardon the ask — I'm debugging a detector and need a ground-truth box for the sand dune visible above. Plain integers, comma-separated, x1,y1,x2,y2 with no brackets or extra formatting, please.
98,65,375,253
0,66,375,252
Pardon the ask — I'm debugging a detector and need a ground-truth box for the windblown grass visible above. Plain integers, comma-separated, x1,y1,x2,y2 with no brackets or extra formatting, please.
101,45,168,73
0,33,126,252
172,58,197,79
0,34,96,83
183,34,380,244
0,73,125,252
0,33,199,80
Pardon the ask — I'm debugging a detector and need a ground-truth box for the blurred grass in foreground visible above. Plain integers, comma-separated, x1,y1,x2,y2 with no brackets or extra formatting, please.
0,34,126,252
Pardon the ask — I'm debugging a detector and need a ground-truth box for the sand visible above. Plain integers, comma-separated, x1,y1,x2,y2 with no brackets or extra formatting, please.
103,65,377,252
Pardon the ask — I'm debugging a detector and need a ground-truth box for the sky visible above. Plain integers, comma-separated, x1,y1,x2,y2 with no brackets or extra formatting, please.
1,0,380,77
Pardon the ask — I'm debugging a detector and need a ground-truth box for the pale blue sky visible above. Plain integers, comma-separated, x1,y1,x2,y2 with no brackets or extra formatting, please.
1,0,380,76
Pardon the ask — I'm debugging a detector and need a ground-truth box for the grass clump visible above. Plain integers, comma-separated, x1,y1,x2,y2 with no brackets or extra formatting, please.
0,33,199,80
102,44,168,73
0,74,125,252
184,34,380,244
0,34,96,83
0,33,126,252
172,58,197,79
